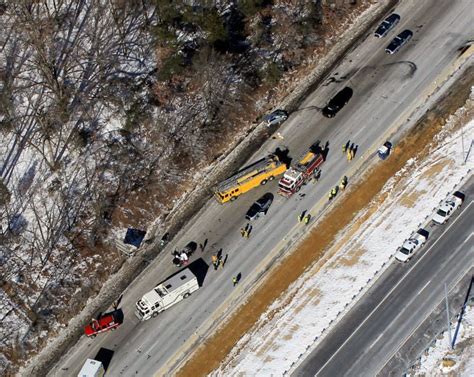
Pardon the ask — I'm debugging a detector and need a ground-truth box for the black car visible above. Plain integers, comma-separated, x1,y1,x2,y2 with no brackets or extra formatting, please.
245,193,274,220
385,30,413,54
374,13,400,38
322,87,353,118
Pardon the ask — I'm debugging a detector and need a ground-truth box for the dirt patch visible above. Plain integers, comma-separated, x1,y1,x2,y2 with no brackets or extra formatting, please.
338,244,368,267
176,66,474,377
400,189,428,208
421,159,453,180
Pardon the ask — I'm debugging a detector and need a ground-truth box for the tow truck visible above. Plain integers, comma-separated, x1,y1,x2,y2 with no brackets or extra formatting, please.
278,142,325,197
432,191,465,224
394,228,428,263
84,311,122,338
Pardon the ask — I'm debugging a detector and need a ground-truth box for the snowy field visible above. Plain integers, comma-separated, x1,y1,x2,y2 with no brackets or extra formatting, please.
213,111,474,374
409,304,474,377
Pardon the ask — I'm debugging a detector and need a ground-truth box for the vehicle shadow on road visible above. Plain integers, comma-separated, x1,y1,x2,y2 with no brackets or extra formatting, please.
94,347,115,371
187,258,210,287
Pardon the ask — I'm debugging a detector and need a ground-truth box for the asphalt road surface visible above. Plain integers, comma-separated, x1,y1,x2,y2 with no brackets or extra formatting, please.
50,1,474,376
293,176,474,377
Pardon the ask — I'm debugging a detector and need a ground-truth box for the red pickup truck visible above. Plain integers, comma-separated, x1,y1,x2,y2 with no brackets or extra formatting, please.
84,312,121,338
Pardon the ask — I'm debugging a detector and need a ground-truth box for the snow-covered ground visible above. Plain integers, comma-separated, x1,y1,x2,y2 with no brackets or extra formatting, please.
408,303,474,377
214,109,474,374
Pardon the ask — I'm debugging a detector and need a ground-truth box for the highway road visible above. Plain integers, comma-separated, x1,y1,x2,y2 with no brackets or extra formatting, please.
293,176,474,377
49,1,474,376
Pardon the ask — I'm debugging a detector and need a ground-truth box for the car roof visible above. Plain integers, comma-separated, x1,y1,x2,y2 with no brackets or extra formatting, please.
386,13,400,22
332,87,353,101
399,29,413,38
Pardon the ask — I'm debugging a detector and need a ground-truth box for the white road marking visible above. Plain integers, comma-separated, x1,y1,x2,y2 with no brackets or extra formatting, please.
369,332,384,350
419,279,431,294
461,231,473,245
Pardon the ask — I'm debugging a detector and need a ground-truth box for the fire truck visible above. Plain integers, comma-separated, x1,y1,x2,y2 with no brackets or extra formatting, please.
84,311,122,338
278,142,325,197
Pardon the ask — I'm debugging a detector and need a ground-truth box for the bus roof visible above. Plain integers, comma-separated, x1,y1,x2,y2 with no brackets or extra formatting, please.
216,154,279,192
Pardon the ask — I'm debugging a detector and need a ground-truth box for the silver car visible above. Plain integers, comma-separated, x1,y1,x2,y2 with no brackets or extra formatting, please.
263,109,289,127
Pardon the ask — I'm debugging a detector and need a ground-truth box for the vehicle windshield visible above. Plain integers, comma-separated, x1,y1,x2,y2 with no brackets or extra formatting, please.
399,247,410,255
436,209,447,217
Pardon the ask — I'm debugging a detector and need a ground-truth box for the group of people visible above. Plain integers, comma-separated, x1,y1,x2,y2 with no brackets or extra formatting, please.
240,223,253,238
172,249,189,266
328,186,338,200
343,140,358,161
328,176,348,200
298,211,312,225
211,252,225,270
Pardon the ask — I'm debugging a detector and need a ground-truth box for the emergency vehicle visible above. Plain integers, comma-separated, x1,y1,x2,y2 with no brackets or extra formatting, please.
278,143,324,197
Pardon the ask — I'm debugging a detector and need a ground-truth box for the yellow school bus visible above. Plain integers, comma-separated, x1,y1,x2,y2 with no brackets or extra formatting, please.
214,154,288,203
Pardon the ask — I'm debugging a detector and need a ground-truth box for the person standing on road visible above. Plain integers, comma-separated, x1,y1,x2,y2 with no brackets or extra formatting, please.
303,214,311,225
343,140,350,153
220,254,228,269
211,255,219,270
245,225,252,238
240,227,245,237
351,145,358,159
232,276,239,286
340,176,348,190
314,169,321,182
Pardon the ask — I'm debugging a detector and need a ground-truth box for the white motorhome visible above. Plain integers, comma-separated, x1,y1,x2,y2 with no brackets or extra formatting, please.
135,268,199,321
78,359,105,377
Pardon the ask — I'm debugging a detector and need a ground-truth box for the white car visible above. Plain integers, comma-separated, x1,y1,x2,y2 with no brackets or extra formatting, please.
432,191,465,224
395,229,428,263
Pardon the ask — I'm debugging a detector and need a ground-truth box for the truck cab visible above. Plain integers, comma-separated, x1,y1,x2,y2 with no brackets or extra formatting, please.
278,145,324,197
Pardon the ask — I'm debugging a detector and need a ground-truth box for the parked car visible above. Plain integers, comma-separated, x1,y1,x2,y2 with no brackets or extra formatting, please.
263,109,289,127
374,13,401,38
385,29,413,54
245,193,274,220
378,141,393,160
395,228,429,263
322,87,353,118
432,191,465,224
